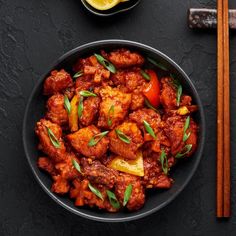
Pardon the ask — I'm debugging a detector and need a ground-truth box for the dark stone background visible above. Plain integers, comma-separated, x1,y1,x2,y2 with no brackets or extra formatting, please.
0,0,236,235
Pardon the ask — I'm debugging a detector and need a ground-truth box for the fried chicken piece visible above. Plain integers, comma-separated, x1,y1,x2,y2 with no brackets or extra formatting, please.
40,153,80,195
115,173,145,211
74,55,110,84
130,89,145,111
73,57,92,72
108,122,143,160
70,179,118,212
37,152,80,195
51,176,70,194
102,49,145,69
81,158,118,188
70,179,90,206
142,138,170,161
54,152,80,181
67,125,109,159
83,56,110,83
129,108,161,133
98,86,131,129
46,94,68,127
111,68,146,91
70,179,93,206
142,156,172,189
164,115,198,157
75,74,94,92
43,69,73,95
111,69,148,111
149,128,172,153
80,97,100,127
35,119,66,163
74,54,111,87
129,108,164,151
51,153,80,194
181,95,192,107
160,77,178,109
37,157,57,176
111,70,126,87
160,77,193,110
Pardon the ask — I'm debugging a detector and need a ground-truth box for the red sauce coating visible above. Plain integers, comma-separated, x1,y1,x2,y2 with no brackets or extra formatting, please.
35,48,199,212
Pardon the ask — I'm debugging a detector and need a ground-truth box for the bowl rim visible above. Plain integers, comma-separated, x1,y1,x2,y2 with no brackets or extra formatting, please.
80,0,141,17
22,39,206,222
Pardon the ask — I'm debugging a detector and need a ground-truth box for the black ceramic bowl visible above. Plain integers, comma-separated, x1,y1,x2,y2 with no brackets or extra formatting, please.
81,0,141,17
23,40,205,222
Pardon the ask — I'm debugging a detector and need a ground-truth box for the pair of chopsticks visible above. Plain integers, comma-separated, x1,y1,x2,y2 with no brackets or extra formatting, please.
217,0,230,217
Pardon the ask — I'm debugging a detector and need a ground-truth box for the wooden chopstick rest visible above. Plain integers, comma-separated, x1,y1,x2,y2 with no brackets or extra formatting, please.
188,8,236,29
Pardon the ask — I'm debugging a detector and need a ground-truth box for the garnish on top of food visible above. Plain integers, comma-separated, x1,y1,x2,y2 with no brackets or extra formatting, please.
35,48,199,213
85,0,129,11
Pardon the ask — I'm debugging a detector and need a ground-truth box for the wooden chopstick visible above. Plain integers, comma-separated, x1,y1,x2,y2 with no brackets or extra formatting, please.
217,0,224,218
223,0,230,217
217,0,231,218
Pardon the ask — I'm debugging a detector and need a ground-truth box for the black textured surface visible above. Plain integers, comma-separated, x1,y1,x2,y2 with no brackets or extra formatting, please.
0,0,236,235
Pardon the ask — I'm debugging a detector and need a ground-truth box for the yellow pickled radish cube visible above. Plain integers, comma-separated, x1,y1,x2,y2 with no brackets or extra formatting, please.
108,151,144,177
85,0,121,11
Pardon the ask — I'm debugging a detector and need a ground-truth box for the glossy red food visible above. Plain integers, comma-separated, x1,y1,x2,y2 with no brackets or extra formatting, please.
143,70,161,108
35,48,199,212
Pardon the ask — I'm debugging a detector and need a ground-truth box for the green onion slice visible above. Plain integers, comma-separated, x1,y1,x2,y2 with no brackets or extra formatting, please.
79,90,97,97
171,74,182,107
78,96,84,119
183,116,191,142
183,132,191,142
143,120,156,139
88,183,104,201
72,159,82,174
160,149,168,175
141,70,151,81
175,144,192,158
46,127,60,148
64,95,71,114
115,129,131,144
106,190,120,209
107,105,115,127
176,84,182,107
123,184,132,206
147,57,168,71
94,53,116,74
144,98,159,113
73,71,83,79
88,131,109,147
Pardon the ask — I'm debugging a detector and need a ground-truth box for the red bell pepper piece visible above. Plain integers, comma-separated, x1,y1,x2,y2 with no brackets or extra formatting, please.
143,70,160,108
